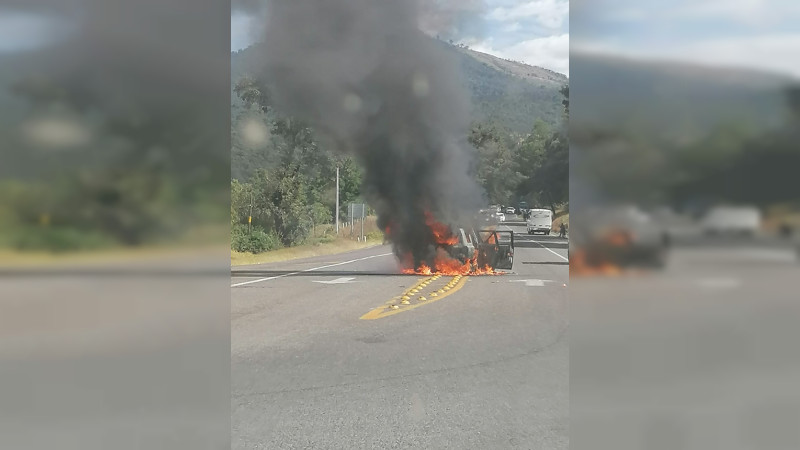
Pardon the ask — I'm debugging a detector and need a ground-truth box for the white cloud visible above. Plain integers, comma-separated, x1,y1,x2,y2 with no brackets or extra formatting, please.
488,0,569,29
473,33,570,76
502,21,523,33
573,33,800,79
597,0,800,27
231,10,258,52
673,0,797,26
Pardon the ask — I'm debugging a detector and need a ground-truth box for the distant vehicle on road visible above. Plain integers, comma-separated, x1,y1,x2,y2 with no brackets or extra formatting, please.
505,206,516,215
527,209,552,235
496,212,506,222
702,206,761,236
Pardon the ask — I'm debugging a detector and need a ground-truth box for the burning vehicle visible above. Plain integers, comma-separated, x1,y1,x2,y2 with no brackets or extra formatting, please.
386,213,513,275
259,0,504,278
570,204,670,275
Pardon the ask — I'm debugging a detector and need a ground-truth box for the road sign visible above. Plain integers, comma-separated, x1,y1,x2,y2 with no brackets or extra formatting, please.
348,203,365,221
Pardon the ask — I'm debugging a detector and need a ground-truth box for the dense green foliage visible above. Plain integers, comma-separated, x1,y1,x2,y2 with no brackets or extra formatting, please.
452,46,565,132
230,42,569,253
572,82,800,211
469,91,570,211
230,76,364,249
0,46,230,252
231,224,280,253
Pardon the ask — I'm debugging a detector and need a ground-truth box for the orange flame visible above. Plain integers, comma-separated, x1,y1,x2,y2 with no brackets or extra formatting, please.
399,249,504,276
395,211,506,276
569,229,632,277
424,211,459,246
569,248,622,277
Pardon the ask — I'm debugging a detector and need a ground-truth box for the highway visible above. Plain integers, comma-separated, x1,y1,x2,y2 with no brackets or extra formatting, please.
231,219,569,449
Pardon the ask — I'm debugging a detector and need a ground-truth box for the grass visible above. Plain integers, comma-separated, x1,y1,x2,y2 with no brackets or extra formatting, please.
0,224,229,268
231,233,384,266
0,243,229,268
230,216,384,266
552,211,569,230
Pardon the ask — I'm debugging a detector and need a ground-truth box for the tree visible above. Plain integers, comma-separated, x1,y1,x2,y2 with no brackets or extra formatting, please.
469,122,521,204
514,87,569,211
560,85,569,117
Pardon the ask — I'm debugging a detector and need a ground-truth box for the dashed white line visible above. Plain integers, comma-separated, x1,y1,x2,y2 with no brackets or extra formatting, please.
231,252,393,287
530,240,569,261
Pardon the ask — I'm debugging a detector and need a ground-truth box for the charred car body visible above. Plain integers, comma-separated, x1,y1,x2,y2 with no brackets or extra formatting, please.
446,227,515,271
570,204,670,269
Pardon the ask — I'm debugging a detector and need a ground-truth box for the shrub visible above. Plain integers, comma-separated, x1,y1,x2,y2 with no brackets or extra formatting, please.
11,227,116,252
231,225,280,254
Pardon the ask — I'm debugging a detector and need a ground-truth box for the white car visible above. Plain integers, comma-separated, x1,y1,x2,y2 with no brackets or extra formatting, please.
505,207,515,215
496,212,506,222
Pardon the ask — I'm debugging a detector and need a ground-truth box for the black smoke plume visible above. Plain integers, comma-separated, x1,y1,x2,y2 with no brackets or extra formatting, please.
257,0,484,268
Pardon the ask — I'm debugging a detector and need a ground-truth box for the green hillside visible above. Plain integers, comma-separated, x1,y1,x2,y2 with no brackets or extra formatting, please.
230,40,568,180
570,52,792,143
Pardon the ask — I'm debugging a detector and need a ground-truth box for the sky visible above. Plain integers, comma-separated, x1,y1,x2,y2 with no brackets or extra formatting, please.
4,1,796,80
231,0,571,76
571,0,800,79
0,10,71,53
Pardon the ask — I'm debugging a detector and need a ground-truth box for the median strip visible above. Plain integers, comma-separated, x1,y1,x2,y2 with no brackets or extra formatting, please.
359,275,469,320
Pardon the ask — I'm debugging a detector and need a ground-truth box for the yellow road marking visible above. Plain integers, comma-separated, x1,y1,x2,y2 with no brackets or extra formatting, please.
360,276,470,320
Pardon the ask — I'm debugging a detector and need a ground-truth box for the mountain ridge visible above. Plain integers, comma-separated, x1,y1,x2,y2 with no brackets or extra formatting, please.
231,39,568,132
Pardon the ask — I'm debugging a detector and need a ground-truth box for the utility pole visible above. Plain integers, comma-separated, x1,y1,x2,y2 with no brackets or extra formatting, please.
335,166,340,234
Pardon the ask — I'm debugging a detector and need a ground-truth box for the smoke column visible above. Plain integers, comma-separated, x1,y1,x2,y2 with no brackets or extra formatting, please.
258,0,485,269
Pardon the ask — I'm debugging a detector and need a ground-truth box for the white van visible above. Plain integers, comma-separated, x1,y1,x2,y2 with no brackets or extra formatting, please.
702,206,761,236
527,209,553,235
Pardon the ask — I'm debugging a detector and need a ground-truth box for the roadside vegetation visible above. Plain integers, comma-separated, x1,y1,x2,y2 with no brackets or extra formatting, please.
229,76,570,258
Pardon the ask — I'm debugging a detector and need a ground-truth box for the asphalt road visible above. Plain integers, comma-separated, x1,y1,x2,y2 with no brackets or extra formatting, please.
231,218,569,449
570,238,800,449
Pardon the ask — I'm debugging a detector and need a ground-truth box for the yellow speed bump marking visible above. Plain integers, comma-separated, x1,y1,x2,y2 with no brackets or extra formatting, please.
360,276,468,320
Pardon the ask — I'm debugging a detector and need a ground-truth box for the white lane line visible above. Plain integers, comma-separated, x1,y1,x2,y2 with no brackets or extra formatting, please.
509,279,553,286
231,252,393,287
313,277,358,284
530,240,569,261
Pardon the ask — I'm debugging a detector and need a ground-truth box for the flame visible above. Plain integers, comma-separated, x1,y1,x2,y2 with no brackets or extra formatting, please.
569,248,622,277
569,230,632,277
395,211,506,276
425,211,459,246
400,248,503,276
